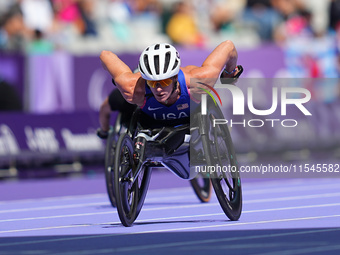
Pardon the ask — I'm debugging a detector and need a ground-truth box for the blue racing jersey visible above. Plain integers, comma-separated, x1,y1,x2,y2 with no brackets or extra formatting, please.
141,70,198,126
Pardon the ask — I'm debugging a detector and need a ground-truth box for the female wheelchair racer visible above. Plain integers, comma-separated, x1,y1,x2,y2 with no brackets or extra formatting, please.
111,96,242,227
99,42,243,226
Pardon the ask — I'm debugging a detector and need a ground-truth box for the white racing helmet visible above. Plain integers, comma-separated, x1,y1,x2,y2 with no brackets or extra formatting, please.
138,43,181,81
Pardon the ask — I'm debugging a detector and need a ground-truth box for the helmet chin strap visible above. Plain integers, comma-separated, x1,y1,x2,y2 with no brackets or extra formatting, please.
164,80,179,105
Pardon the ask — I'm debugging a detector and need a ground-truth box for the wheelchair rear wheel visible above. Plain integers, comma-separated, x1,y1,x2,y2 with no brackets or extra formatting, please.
201,102,242,221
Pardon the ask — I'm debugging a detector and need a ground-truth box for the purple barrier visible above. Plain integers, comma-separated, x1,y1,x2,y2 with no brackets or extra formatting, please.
73,53,139,111
0,52,25,103
28,52,75,113
178,44,285,78
0,111,106,177
27,52,139,113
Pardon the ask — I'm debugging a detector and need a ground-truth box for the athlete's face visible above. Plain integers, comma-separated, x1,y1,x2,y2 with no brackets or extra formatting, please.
148,77,177,104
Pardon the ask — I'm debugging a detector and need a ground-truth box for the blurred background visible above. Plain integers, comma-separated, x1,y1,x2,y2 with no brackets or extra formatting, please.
0,0,339,180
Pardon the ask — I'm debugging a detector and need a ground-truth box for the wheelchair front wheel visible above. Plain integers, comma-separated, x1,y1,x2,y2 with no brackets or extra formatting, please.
114,133,138,227
114,133,152,227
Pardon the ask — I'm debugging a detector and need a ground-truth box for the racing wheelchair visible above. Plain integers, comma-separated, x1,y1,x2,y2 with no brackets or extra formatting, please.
104,112,212,208
107,97,242,227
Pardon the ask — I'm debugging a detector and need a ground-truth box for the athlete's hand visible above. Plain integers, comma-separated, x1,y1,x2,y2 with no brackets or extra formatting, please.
96,128,109,139
220,65,243,85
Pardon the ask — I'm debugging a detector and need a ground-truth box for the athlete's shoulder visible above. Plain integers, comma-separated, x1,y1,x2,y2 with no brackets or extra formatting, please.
180,65,199,75
180,66,202,86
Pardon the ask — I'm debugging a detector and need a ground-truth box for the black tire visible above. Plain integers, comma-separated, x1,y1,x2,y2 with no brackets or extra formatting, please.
105,129,119,207
114,133,152,227
136,164,152,214
201,101,242,221
104,113,126,208
114,133,138,227
189,114,212,203
127,112,152,217
189,174,212,203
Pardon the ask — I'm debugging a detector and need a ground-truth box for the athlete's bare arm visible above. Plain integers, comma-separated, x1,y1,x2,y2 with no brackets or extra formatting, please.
181,40,239,101
100,50,145,106
184,40,238,81
98,97,111,132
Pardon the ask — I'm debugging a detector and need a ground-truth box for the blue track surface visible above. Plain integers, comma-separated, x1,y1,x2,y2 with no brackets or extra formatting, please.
1,170,340,255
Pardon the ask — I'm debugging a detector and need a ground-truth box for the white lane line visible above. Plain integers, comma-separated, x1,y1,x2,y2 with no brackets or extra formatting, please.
243,182,340,195
134,214,340,234
245,192,340,204
242,178,333,188
2,214,340,235
1,202,340,224
0,202,106,214
256,244,340,255
0,224,93,234
2,190,340,215
136,202,340,225
2,202,340,233
0,187,193,205
0,203,214,227
0,194,196,214
0,194,106,205
0,211,116,223
1,179,339,206
244,202,340,213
